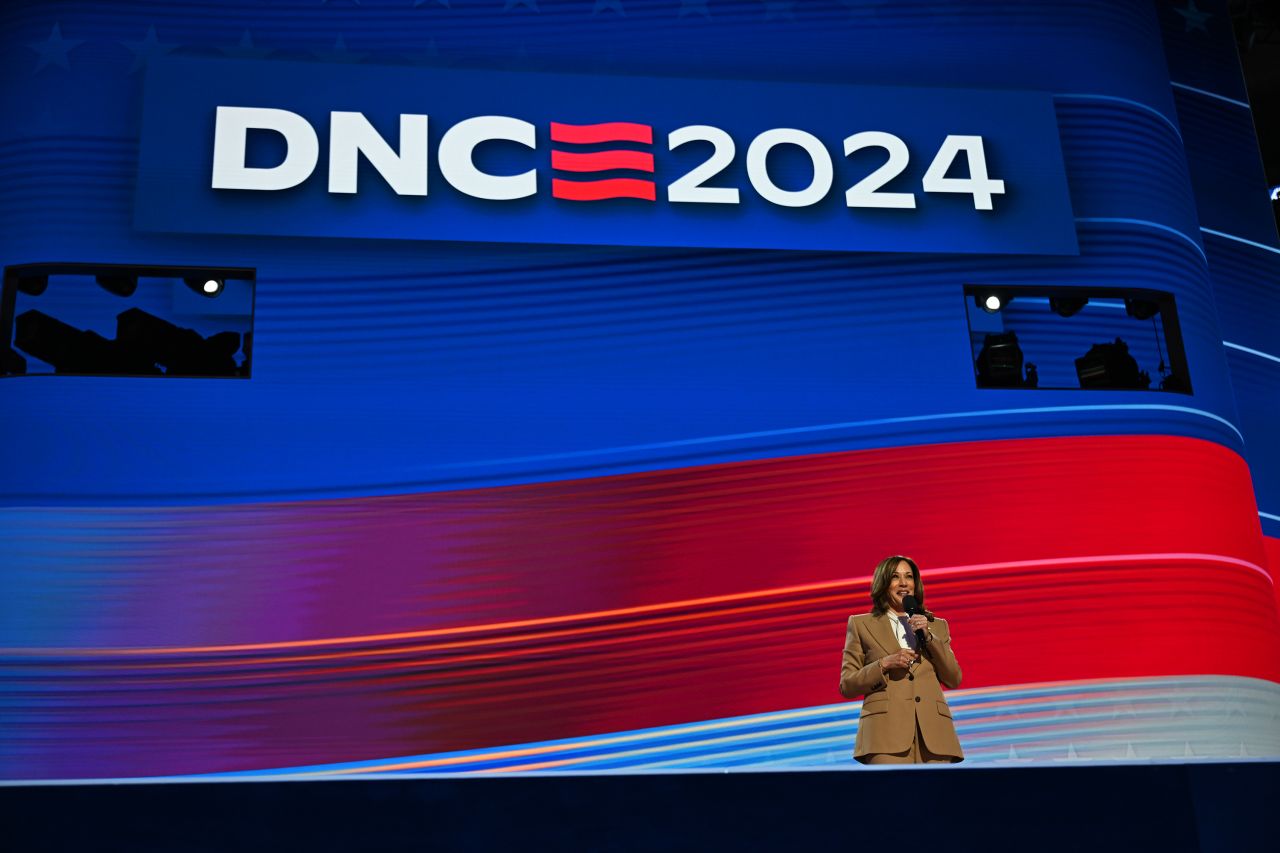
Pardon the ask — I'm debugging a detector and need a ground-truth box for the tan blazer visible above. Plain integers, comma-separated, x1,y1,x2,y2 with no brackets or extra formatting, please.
839,612,964,761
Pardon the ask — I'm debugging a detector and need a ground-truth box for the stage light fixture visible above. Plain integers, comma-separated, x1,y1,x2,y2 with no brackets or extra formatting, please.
1049,295,1088,317
1074,337,1151,390
14,309,157,375
115,307,240,377
975,331,1026,387
184,276,224,298
975,291,1010,313
1124,297,1159,320
16,275,48,296
3,262,256,379
95,274,138,297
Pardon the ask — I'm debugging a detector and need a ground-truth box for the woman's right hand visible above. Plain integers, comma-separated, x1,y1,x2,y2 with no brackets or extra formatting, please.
880,649,918,672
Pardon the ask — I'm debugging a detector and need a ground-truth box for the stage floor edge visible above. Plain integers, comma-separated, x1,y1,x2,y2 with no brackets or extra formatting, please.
2,760,1275,851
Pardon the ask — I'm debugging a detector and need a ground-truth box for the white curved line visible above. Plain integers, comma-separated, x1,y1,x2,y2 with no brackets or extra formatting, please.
922,552,1271,581
434,403,1244,471
1201,227,1280,256
1171,81,1251,110
1074,216,1206,262
1224,342,1280,365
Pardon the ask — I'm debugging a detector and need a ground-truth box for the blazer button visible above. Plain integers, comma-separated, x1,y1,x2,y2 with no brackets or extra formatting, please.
914,696,921,703
908,674,914,681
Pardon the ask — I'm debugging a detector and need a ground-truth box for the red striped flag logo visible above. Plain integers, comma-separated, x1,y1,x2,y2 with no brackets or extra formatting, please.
550,121,656,202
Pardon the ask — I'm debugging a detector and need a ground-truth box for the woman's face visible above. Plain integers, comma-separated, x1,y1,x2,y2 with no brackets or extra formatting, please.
886,560,916,612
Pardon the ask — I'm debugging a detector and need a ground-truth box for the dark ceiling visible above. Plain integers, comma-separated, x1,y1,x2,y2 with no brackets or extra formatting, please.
1232,0,1280,232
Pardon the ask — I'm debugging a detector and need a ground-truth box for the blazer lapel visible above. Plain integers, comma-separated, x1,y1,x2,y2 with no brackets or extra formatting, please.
868,612,901,657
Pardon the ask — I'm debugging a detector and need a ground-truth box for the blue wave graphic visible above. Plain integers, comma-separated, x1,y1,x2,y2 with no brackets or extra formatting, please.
177,676,1280,777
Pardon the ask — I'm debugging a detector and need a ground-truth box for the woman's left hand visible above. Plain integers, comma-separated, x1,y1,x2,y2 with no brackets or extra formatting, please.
907,614,929,634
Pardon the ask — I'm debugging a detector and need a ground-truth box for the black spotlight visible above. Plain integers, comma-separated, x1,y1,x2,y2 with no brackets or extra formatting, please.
184,276,225,298
95,274,138,297
976,332,1026,387
14,309,158,375
115,307,239,377
1049,295,1088,317
1075,337,1151,390
1124,297,1159,320
974,291,1010,313
16,274,48,296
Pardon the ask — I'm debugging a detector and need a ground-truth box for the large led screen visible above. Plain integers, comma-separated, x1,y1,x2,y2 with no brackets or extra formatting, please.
2,0,1278,780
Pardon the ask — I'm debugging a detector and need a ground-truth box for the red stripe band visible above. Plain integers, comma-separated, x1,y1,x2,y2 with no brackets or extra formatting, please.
551,149,656,173
552,178,657,201
549,121,654,145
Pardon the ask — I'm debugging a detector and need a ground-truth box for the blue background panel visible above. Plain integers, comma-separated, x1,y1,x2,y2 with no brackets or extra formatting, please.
1,0,1278,784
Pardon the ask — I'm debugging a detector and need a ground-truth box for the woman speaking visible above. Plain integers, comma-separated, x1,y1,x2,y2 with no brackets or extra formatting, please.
839,556,964,764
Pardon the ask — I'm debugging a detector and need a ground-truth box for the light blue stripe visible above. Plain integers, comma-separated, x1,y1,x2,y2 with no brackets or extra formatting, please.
172,675,1280,778
1224,341,1280,365
431,403,1243,471
1074,217,1206,263
7,676,1266,782
1260,511,1280,523
1200,227,1280,256
1053,93,1182,141
1170,81,1251,110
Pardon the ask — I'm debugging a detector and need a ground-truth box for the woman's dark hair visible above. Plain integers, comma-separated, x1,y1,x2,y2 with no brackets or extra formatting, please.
869,555,929,616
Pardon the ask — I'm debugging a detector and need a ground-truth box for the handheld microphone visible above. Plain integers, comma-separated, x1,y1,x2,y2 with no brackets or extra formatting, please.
902,595,927,649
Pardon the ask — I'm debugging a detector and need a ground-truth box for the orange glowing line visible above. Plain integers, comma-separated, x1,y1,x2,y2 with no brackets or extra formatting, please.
2,552,1261,659
83,612,834,689
328,744,599,774
486,756,609,773
2,576,872,657
325,706,844,774
107,584,849,671
122,607,839,676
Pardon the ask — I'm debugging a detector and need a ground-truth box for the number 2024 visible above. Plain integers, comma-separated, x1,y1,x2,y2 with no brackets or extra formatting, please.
666,128,1005,211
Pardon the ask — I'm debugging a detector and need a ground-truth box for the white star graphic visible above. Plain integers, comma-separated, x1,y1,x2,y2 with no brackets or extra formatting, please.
29,23,84,72
1174,0,1210,33
381,40,447,67
122,25,177,74
223,31,274,60
316,35,366,64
